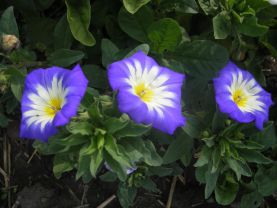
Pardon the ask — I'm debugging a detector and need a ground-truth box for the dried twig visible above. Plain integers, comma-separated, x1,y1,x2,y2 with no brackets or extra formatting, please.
191,202,204,207
177,175,186,186
166,176,177,208
73,204,90,208
157,199,166,207
66,185,81,204
27,149,37,164
81,184,89,205
11,197,21,208
0,166,8,179
3,134,11,208
96,194,116,208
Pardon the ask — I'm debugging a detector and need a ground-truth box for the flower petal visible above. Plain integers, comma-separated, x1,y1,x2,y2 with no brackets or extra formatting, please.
108,51,185,134
214,61,273,129
20,65,88,141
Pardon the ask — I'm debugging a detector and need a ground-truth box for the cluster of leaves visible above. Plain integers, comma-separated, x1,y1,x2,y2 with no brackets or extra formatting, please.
1,0,277,207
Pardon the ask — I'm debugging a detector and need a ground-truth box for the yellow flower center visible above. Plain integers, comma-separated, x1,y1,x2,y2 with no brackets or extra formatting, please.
232,89,248,108
44,97,63,117
134,83,154,102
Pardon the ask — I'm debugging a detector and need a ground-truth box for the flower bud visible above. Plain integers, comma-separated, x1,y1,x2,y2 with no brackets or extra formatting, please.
202,131,210,138
1,34,20,52
225,119,232,126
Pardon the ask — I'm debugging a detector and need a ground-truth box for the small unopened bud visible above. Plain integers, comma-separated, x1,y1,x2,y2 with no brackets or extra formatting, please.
1,34,20,52
225,119,232,126
202,131,210,137
268,0,277,5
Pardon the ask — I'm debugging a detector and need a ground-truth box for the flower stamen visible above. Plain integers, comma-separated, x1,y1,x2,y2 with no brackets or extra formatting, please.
232,89,248,108
44,97,63,117
134,83,154,102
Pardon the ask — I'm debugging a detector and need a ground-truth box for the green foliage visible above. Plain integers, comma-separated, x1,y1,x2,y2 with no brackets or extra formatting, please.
163,131,193,165
147,18,182,53
47,49,84,67
123,0,151,14
54,15,73,49
194,112,276,205
0,6,19,37
118,6,154,42
213,11,231,39
65,0,95,46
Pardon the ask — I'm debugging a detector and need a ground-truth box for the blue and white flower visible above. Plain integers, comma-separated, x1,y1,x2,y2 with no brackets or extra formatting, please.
20,65,88,141
108,51,185,134
213,61,273,129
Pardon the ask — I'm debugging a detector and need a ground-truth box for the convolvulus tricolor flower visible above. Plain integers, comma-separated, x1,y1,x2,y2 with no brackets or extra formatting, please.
108,51,185,134
20,65,88,141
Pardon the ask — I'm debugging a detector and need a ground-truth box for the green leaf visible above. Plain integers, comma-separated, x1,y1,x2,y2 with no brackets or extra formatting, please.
82,65,108,89
90,149,103,177
124,44,150,58
87,101,103,122
237,16,268,37
47,49,84,67
212,109,228,132
211,147,221,173
240,191,263,208
254,164,277,196
215,174,239,205
117,183,137,208
238,149,272,164
140,178,160,192
54,15,73,49
227,158,252,180
194,146,212,167
143,140,163,166
195,165,208,184
119,138,162,166
236,140,264,150
0,113,8,127
9,48,36,63
53,154,74,179
76,152,92,182
79,138,98,157
213,11,231,39
251,122,277,149
169,40,229,77
104,117,129,134
54,134,88,147
182,113,203,138
67,122,93,136
163,131,193,165
104,150,127,181
123,0,151,14
147,18,182,53
160,0,199,14
101,39,119,67
65,0,95,46
148,166,173,177
99,171,117,182
205,168,219,199
0,6,19,37
5,67,25,101
198,0,219,15
118,6,154,42
115,121,150,137
105,135,132,168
